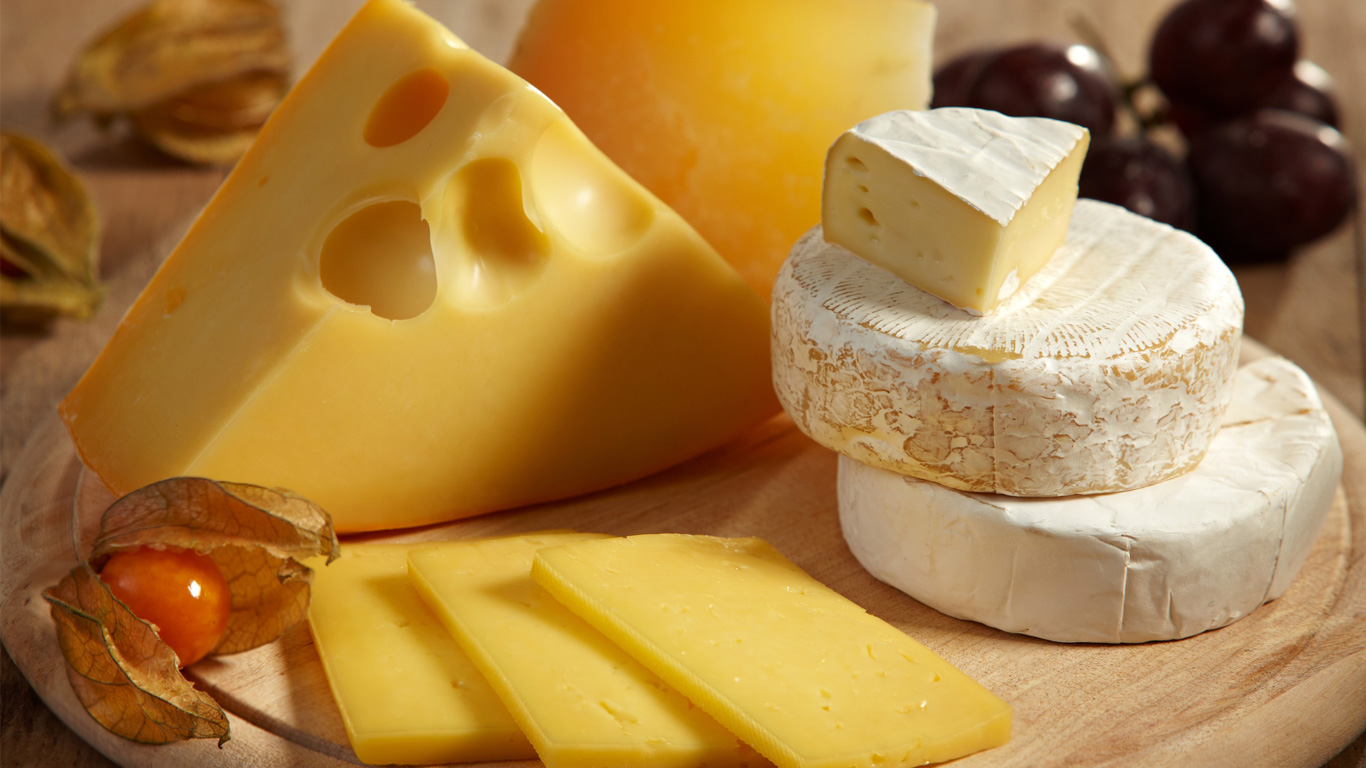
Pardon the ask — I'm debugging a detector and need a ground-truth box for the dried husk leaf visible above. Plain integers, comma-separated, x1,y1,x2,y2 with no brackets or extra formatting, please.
0,268,105,321
148,70,287,131
91,477,340,655
0,132,103,320
44,564,231,745
129,70,288,165
0,130,100,281
1,229,53,279
132,109,262,166
44,477,337,744
207,542,312,653
53,0,290,120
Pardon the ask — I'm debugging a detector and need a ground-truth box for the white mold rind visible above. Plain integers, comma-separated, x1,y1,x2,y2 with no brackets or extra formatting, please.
772,199,1245,496
838,357,1343,643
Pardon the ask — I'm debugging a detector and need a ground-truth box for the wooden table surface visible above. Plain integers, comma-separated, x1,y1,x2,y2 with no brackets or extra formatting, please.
1,1,1363,766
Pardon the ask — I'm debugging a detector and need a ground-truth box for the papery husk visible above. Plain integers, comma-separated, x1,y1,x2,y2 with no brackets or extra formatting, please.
131,71,288,165
0,132,103,321
89,477,340,655
45,564,232,745
53,0,289,120
52,0,290,165
44,477,338,744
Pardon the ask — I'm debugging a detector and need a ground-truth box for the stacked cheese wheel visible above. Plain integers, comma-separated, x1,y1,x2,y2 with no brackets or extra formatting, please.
772,108,1344,643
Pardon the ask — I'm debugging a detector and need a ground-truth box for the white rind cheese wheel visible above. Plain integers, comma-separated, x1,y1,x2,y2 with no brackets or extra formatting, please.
772,199,1244,496
839,357,1343,644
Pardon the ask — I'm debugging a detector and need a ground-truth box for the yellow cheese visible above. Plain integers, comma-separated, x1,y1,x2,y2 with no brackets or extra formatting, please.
407,532,763,768
509,0,937,302
57,0,775,532
306,543,534,765
532,534,1011,768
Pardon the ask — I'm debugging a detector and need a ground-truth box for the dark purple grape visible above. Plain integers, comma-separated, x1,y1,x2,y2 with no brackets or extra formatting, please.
1261,60,1339,127
1187,110,1357,262
930,48,999,108
1080,136,1196,231
1164,60,1338,140
1149,0,1298,115
965,44,1117,136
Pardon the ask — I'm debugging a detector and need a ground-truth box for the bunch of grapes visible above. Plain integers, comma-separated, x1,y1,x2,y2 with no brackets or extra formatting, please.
932,0,1357,264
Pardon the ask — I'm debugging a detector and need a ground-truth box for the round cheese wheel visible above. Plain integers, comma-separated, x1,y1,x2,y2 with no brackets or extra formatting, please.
772,199,1244,496
839,357,1342,643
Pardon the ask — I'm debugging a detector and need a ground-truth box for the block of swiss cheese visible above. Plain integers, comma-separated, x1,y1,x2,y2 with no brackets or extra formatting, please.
59,0,776,531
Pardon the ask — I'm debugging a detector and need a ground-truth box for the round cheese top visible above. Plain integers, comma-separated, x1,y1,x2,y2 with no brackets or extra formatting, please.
838,356,1343,643
772,199,1245,496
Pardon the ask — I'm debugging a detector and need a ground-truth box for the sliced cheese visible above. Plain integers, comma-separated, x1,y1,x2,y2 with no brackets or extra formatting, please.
58,0,776,532
839,357,1343,644
407,532,762,768
531,534,1011,768
823,108,1089,314
772,199,1244,497
306,543,534,765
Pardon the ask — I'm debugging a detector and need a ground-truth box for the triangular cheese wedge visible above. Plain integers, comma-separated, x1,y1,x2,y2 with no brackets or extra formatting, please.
823,108,1089,314
59,0,776,532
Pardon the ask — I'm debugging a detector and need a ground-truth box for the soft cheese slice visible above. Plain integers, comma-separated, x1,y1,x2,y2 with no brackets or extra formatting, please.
307,543,534,765
531,534,1011,768
407,532,762,768
839,357,1343,644
773,199,1244,496
58,0,775,532
823,108,1089,313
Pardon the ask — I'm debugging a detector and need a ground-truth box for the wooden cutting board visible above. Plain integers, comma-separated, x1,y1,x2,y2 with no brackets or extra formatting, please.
1,341,1364,768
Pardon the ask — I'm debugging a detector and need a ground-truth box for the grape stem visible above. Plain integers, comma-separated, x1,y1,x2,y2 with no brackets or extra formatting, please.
1068,11,1157,133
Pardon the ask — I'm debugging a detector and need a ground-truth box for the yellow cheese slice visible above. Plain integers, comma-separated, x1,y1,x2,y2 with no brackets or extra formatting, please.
532,534,1011,768
58,0,775,532
407,532,764,768
306,543,534,765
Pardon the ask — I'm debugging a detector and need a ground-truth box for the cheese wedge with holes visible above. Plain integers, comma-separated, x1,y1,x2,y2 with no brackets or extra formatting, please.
839,357,1343,643
772,199,1243,496
823,109,1089,314
58,0,775,532
307,543,534,765
531,534,1011,768
407,532,764,768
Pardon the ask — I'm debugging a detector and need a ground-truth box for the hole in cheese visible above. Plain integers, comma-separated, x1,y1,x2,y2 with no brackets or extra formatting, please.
364,68,449,148
846,156,868,172
530,119,654,255
445,157,551,306
164,287,186,315
858,207,878,226
320,200,437,320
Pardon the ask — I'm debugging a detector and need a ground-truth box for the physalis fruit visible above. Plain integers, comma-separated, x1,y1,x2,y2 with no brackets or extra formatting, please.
44,477,338,745
99,546,232,667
